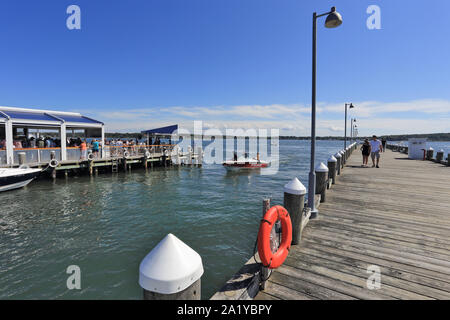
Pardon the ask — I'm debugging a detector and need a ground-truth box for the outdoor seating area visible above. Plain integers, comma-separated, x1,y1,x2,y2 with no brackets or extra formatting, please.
0,106,105,165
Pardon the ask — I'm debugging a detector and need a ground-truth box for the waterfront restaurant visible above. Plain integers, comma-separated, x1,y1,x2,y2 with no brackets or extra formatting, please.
0,106,104,166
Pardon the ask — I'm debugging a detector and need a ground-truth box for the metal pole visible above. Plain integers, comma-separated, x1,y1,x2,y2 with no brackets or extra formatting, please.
308,13,318,219
350,118,353,143
344,104,348,149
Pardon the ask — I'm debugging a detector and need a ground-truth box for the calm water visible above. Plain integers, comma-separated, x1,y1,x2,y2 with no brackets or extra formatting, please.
1,139,449,299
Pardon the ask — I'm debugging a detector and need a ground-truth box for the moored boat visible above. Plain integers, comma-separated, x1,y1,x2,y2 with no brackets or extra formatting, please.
222,157,269,171
0,167,42,192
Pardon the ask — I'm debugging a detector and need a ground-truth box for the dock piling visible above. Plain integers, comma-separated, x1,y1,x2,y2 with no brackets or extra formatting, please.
196,146,203,167
139,233,203,300
315,162,329,203
426,147,434,161
18,152,26,165
50,152,57,179
340,150,345,168
284,178,306,245
335,152,342,176
436,149,444,163
327,155,337,185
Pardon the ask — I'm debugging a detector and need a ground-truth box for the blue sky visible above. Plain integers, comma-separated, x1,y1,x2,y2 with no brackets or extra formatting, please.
1,0,449,135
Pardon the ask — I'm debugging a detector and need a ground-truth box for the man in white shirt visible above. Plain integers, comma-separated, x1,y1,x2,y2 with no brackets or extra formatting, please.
370,135,383,168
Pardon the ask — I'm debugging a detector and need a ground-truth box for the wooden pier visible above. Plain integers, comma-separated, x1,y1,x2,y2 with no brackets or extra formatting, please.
254,149,450,300
0,147,203,178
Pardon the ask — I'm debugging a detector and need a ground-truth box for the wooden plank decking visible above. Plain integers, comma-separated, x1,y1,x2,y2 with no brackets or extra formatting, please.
255,149,450,300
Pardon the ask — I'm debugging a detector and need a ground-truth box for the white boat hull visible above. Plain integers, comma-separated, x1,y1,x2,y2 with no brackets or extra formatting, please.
0,168,42,192
0,178,35,192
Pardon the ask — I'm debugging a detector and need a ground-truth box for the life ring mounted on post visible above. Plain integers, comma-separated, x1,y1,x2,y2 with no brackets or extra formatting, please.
49,159,59,168
257,205,292,269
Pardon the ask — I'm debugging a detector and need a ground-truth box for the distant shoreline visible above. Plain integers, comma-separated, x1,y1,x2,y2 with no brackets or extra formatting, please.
104,132,450,142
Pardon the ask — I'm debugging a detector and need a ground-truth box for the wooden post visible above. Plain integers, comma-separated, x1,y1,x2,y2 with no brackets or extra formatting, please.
196,146,203,167
335,152,342,176
436,150,444,163
327,155,337,185
447,154,450,167
260,199,271,291
315,162,329,203
188,148,193,166
139,234,203,300
50,151,57,179
284,178,306,245
143,156,148,170
426,147,434,161
18,152,26,165
88,154,93,176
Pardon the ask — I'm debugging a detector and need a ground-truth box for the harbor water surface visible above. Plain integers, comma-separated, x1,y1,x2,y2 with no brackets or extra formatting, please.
1,140,450,299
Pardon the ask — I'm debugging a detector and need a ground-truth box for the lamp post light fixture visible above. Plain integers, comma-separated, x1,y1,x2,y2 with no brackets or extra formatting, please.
308,6,343,220
344,103,354,149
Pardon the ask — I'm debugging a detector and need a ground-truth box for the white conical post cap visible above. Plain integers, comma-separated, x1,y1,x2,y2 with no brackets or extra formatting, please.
334,152,342,158
315,162,329,173
139,234,204,294
428,147,434,150
284,177,306,195
328,155,337,163
440,149,444,152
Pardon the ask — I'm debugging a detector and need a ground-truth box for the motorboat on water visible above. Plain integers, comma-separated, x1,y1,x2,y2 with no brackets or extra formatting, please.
0,167,42,192
223,156,269,171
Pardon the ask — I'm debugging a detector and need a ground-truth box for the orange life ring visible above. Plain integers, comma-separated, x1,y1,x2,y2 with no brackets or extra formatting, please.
257,205,292,269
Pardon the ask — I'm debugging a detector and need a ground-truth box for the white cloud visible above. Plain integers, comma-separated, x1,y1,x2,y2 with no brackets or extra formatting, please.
83,98,450,136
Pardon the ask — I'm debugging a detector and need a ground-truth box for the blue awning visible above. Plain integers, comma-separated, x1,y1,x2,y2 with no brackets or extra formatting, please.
0,108,103,126
142,125,178,135
2,110,59,122
50,114,103,125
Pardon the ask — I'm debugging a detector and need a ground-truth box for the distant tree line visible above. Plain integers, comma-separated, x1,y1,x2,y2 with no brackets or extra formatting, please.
105,132,450,141
279,133,450,141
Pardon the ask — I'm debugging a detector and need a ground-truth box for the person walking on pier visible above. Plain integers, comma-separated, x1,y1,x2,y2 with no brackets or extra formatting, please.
360,139,371,167
381,137,387,152
370,135,383,168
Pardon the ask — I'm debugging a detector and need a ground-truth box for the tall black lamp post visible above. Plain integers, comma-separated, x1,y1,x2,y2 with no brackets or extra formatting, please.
308,7,343,219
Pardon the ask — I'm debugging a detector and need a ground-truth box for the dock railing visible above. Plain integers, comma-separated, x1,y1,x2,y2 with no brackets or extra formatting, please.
1,144,178,166
0,150,6,165
105,144,176,158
